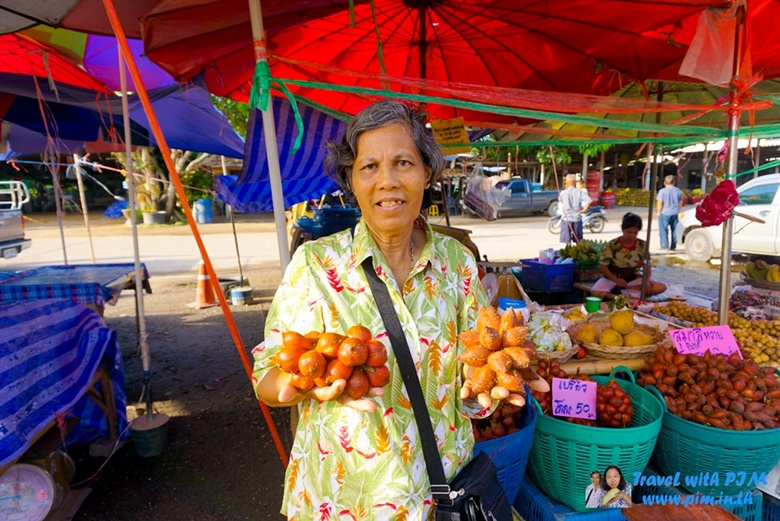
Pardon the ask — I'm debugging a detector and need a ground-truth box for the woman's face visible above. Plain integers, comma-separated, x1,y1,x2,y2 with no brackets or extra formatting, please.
605,468,621,489
591,473,601,487
621,226,640,243
351,123,429,237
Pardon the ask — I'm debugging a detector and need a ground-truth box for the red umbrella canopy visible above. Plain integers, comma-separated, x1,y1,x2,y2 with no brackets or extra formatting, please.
653,0,780,84
0,33,110,92
141,0,724,124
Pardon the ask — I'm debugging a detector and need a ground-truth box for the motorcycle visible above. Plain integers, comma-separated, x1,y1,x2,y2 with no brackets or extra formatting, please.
548,205,607,234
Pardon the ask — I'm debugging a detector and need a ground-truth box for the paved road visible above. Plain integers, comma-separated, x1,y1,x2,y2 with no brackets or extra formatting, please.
8,207,729,298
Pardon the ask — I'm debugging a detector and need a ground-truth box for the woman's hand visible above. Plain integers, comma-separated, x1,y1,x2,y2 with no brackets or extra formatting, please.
613,277,627,288
277,376,384,412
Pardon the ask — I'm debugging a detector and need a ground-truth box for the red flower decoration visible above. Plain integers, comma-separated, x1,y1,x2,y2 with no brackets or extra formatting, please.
695,180,740,227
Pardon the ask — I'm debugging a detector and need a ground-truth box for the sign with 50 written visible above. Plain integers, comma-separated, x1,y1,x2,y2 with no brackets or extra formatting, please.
552,377,597,420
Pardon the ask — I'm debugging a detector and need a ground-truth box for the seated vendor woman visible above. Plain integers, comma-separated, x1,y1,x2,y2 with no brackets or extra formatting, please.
590,213,666,299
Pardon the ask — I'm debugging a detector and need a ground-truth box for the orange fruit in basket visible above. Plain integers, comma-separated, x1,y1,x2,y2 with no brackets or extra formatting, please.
283,331,313,350
345,324,372,344
298,350,327,379
338,337,368,367
316,332,346,359
365,340,388,367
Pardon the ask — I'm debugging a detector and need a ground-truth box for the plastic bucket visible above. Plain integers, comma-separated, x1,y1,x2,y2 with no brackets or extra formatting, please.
194,198,214,224
130,414,170,457
230,286,255,305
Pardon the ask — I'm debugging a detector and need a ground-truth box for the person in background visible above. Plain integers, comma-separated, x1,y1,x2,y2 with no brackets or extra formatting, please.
595,465,633,508
559,173,592,244
590,213,667,298
576,178,588,198
252,100,495,520
585,470,602,508
656,174,684,251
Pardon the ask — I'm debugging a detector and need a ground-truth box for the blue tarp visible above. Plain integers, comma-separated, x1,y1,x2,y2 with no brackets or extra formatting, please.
0,299,128,467
214,98,345,212
0,74,244,157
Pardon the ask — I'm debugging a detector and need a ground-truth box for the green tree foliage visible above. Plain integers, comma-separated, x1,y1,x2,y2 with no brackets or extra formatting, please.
577,143,612,157
534,146,573,165
210,95,250,138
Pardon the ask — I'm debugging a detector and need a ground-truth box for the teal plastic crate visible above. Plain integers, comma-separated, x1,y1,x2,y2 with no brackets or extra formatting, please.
634,466,763,521
514,477,628,521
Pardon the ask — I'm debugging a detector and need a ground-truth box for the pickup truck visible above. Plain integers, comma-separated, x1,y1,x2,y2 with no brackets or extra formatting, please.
677,174,780,261
0,180,32,259
493,178,560,217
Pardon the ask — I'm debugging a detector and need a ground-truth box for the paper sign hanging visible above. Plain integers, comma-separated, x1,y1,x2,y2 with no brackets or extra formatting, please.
430,117,471,154
552,377,597,420
668,325,742,358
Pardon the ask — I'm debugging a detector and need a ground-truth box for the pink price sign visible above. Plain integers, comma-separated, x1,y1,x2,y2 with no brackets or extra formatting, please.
668,325,742,359
551,377,597,420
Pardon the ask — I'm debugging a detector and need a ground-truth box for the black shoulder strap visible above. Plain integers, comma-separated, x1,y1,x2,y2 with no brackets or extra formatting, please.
361,257,452,500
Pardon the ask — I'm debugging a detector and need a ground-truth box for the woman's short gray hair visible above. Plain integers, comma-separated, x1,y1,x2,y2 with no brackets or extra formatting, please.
324,100,446,207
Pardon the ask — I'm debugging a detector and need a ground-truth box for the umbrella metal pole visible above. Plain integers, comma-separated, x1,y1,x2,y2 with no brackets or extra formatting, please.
72,154,95,263
249,0,291,274
118,48,150,374
718,121,740,325
718,3,746,326
641,145,660,302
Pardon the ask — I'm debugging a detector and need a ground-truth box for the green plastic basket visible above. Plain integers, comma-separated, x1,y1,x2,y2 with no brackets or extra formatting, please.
527,366,664,512
647,385,780,497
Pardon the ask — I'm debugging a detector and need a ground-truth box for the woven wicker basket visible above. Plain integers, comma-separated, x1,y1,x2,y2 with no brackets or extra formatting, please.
567,317,670,359
744,276,780,292
533,344,580,364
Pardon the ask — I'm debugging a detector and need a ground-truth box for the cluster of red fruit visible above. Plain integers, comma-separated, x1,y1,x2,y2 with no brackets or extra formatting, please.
271,325,390,400
530,359,634,428
472,403,524,442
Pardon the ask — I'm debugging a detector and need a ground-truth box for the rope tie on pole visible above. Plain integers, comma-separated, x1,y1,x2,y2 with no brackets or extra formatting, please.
249,40,304,154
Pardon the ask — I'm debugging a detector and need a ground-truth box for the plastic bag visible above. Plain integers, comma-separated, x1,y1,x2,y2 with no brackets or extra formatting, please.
527,311,573,353
462,164,510,221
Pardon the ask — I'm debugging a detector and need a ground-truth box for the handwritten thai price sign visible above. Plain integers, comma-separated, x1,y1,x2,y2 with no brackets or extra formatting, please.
668,325,742,358
430,117,471,154
552,377,596,420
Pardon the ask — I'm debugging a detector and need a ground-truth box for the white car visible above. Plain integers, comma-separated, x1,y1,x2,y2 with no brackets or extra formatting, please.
677,174,780,261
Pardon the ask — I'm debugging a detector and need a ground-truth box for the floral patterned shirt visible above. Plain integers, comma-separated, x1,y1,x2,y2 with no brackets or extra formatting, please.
252,218,489,520
599,237,646,276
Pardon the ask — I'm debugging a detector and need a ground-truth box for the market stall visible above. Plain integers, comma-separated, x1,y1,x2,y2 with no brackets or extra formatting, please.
0,298,127,473
0,263,151,316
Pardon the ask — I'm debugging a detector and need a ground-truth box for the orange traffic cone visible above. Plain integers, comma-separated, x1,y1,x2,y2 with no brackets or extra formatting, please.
187,260,219,308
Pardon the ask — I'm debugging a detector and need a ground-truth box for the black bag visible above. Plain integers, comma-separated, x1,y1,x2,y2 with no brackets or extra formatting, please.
433,452,512,520
362,258,512,521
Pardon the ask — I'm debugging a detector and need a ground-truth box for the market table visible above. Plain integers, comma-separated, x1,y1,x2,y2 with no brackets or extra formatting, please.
0,299,128,475
0,263,151,315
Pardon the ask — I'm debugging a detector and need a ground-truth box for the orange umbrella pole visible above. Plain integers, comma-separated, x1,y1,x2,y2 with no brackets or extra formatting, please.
101,0,288,468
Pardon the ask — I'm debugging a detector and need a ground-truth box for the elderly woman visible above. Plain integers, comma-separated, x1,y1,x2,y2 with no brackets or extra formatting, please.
252,100,492,520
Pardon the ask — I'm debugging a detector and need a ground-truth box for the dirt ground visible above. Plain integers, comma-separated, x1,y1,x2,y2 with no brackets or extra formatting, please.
70,270,291,521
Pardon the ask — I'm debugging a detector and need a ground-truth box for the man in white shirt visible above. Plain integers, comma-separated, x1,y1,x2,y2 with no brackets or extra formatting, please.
560,173,592,244
585,470,602,508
